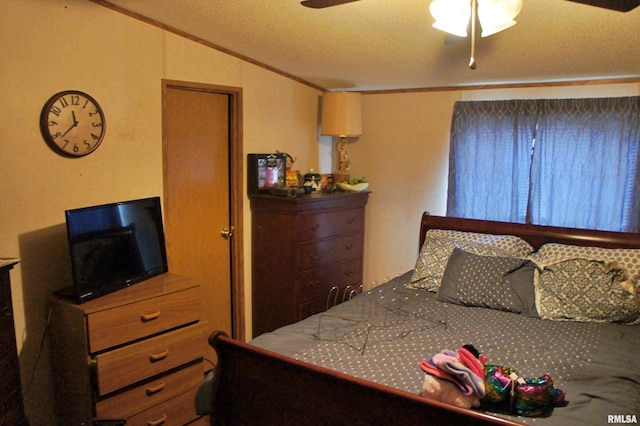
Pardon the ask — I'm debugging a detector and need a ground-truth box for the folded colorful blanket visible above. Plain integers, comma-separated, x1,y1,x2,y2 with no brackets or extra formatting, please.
420,345,486,399
420,345,566,417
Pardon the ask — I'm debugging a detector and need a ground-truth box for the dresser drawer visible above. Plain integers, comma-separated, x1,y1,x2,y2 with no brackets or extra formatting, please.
296,258,363,302
95,362,203,418
299,295,329,319
297,208,364,242
125,386,200,426
87,286,201,353
298,285,358,319
94,322,207,396
297,233,364,271
0,350,21,394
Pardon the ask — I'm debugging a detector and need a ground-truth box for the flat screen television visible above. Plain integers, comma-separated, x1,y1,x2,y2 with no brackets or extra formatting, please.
61,196,168,304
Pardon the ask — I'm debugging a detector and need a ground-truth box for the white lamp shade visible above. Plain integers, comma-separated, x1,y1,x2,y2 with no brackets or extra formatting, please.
478,0,522,37
321,92,362,137
429,0,522,38
429,0,471,38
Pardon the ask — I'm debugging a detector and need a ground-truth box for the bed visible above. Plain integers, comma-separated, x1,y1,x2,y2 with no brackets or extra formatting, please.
204,213,640,425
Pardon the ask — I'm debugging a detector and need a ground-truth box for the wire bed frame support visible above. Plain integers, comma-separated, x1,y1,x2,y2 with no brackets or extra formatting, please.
315,279,448,355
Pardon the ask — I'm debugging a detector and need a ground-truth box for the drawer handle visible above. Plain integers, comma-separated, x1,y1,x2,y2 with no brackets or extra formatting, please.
145,381,166,395
310,280,321,289
147,414,167,426
309,251,321,260
347,217,355,225
141,311,161,322
309,223,320,231
345,243,353,251
149,349,169,362
344,268,355,276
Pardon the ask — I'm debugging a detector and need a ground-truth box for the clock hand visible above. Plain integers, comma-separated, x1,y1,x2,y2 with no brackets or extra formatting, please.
59,112,79,138
60,124,75,138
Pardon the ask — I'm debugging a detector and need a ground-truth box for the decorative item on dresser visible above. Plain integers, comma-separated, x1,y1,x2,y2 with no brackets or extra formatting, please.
250,191,369,336
0,259,29,426
50,272,207,426
320,91,362,182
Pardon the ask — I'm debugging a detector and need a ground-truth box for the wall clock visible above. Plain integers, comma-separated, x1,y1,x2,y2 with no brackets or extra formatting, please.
40,90,106,157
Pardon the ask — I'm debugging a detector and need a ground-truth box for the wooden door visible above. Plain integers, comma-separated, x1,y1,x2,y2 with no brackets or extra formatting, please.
162,81,244,354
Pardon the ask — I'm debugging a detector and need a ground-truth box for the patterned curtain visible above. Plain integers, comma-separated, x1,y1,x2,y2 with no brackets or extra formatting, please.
446,97,640,232
447,100,537,223
529,97,640,232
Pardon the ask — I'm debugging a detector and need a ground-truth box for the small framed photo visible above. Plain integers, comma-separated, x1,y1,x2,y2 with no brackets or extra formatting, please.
247,153,287,195
320,173,334,189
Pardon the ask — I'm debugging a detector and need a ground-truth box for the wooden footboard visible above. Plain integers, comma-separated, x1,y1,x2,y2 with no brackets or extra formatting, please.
208,331,523,426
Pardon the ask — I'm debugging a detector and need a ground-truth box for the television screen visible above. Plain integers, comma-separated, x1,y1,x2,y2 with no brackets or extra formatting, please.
62,196,168,303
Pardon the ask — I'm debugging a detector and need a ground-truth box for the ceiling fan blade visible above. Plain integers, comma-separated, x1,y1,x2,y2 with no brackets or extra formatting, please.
301,0,360,8
564,0,640,11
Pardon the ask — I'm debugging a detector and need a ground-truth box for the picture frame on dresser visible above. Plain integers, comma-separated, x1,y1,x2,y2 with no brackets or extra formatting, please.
247,153,287,195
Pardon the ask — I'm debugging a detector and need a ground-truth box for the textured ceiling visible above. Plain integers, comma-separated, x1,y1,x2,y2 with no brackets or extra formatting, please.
100,0,640,91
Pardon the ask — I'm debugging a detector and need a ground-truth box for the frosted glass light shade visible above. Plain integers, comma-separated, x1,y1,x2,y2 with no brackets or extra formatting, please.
321,92,362,137
429,0,471,38
428,0,522,38
478,0,522,37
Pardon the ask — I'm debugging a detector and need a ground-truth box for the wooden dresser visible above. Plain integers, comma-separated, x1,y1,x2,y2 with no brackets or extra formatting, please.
250,191,369,336
0,259,29,425
50,273,207,426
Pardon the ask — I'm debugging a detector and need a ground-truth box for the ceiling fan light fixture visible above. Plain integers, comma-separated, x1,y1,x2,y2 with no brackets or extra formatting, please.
429,0,522,38
429,0,471,37
479,19,517,37
477,0,522,37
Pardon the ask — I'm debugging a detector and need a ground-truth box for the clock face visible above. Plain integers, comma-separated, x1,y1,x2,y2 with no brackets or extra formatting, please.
40,90,106,157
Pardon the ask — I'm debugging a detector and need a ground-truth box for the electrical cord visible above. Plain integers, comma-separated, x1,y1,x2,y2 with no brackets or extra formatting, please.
24,305,52,395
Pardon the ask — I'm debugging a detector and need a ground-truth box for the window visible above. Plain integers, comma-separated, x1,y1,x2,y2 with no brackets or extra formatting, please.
446,97,640,232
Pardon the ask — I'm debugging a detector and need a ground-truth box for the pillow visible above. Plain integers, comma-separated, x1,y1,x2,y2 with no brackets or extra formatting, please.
536,258,639,324
437,248,539,316
409,229,534,292
530,243,640,281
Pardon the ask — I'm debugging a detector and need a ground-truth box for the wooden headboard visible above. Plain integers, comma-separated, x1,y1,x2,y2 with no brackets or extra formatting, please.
420,213,640,252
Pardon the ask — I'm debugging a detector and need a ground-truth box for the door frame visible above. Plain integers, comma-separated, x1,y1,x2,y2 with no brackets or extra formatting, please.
161,79,245,341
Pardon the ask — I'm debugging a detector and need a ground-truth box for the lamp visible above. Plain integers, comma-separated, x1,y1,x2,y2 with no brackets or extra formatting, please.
429,0,522,68
321,91,362,178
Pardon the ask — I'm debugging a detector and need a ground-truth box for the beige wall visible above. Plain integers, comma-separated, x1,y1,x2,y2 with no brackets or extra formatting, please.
2,0,638,424
2,1,321,424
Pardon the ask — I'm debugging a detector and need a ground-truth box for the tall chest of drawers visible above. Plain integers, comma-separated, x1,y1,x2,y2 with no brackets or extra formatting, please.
50,273,207,425
250,192,369,336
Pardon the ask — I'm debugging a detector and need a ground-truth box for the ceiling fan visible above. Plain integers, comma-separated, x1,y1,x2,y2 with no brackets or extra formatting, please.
301,0,640,12
302,0,639,69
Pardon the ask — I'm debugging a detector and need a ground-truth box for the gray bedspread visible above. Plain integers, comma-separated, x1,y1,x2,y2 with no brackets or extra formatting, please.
250,271,640,426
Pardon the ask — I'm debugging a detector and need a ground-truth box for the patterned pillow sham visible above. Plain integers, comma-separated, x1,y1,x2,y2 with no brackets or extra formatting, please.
536,258,640,324
530,243,640,281
437,248,538,316
409,229,534,292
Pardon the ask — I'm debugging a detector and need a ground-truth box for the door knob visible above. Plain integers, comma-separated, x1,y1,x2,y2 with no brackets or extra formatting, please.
220,226,235,239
